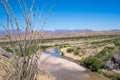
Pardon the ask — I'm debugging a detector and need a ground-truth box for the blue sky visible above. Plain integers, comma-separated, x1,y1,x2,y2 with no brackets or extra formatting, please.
0,0,120,31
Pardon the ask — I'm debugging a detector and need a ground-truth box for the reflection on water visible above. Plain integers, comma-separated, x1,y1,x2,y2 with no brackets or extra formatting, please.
44,48,62,58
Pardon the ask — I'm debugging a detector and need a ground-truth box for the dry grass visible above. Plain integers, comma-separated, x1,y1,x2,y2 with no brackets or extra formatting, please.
0,55,15,80
0,55,57,80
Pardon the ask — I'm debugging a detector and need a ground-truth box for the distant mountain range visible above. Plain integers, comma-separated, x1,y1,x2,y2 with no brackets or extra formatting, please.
109,29,120,31
44,29,93,34
41,29,120,39
0,30,22,34
43,29,120,34
0,29,120,36
1,29,120,40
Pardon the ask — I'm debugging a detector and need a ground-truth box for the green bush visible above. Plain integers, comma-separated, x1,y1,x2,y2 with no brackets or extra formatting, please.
83,56,103,71
67,48,74,53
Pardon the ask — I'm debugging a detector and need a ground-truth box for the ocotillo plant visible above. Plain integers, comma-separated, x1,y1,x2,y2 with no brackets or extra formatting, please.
0,0,53,80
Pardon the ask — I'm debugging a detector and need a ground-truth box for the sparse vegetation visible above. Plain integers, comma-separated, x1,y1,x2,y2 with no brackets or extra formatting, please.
95,46,117,62
67,48,74,53
59,44,69,48
73,49,80,55
0,0,120,80
99,70,120,80
39,45,53,51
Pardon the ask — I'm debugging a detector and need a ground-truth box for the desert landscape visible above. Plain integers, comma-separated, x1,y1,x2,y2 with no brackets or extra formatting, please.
0,0,120,80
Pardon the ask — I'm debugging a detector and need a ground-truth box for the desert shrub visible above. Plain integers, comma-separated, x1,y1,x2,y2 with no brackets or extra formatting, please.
40,46,48,50
119,46,120,50
79,58,85,65
98,70,120,80
106,46,115,50
98,69,105,75
59,45,63,48
102,53,113,61
39,46,52,51
55,44,58,46
76,47,81,49
115,42,120,46
95,46,117,62
59,44,68,48
91,39,111,44
73,49,80,55
95,46,115,59
61,52,64,57
114,40,120,46
95,49,106,58
67,48,74,53
83,56,103,71
104,71,120,80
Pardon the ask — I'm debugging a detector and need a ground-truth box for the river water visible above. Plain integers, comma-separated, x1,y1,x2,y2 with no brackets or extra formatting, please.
41,48,109,80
